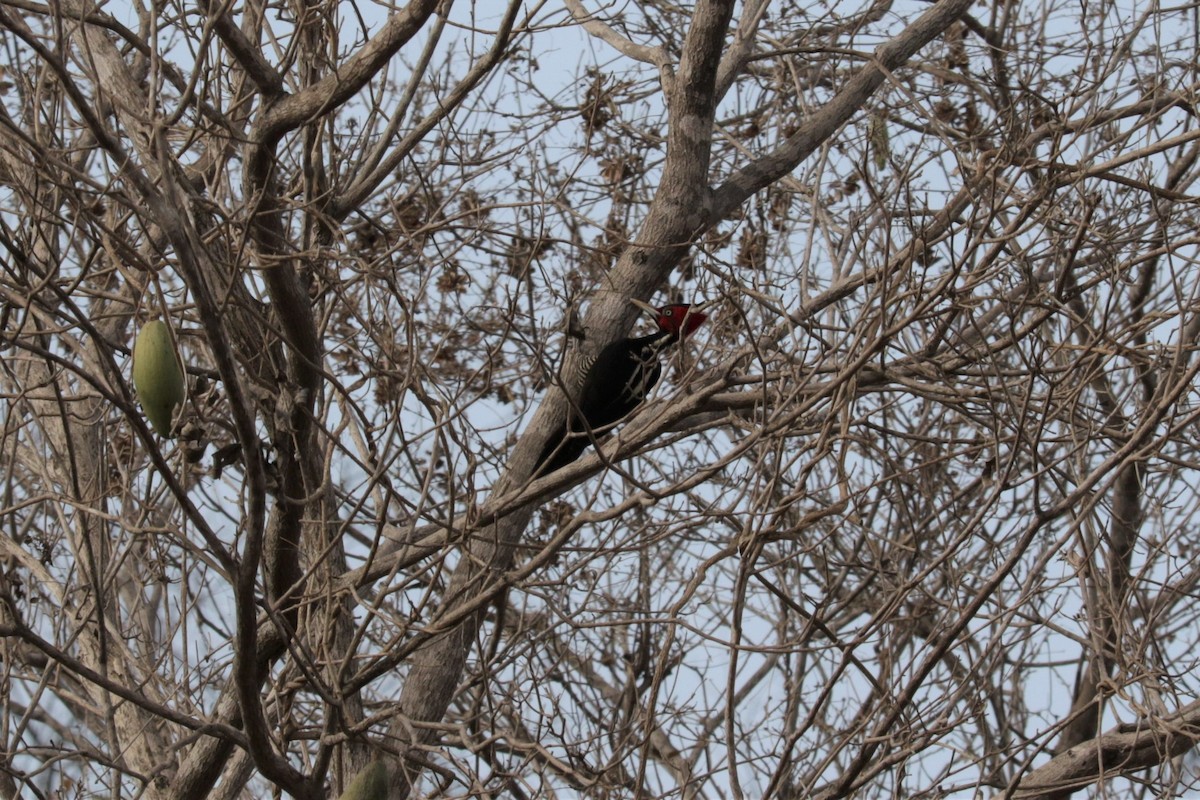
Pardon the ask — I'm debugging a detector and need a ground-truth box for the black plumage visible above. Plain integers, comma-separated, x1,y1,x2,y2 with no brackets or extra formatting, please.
536,303,706,475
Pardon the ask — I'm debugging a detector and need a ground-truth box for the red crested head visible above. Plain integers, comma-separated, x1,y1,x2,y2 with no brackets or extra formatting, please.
655,303,707,340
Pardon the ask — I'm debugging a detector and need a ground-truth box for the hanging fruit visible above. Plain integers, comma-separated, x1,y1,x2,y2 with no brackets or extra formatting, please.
132,319,185,438
337,759,387,800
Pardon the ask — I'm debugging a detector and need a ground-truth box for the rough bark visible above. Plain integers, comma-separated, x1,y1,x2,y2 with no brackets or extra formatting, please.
381,0,974,794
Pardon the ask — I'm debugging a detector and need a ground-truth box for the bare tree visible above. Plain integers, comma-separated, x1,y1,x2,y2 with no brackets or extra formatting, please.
2,0,1200,798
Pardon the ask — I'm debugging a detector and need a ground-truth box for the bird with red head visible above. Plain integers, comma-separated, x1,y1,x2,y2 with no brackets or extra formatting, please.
537,298,708,475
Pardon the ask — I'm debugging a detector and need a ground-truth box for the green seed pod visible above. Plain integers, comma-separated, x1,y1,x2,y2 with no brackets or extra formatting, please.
337,760,388,800
132,320,185,437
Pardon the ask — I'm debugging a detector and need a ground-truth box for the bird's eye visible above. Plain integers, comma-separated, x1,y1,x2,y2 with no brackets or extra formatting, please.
664,309,674,316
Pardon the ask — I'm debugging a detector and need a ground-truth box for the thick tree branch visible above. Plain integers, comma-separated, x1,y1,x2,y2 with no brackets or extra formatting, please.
714,0,769,101
711,0,974,219
256,0,441,141
1000,701,1200,799
565,0,674,87
383,4,740,796
203,0,285,99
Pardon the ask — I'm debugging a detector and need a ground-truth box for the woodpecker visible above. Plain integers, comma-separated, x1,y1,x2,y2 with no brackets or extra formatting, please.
536,300,708,475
